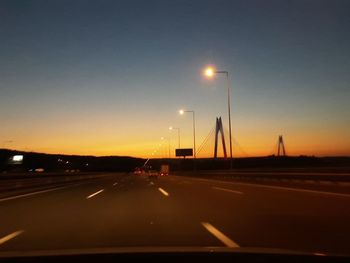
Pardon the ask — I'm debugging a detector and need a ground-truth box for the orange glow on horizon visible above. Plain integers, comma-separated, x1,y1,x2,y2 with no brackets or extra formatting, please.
2,112,349,158
5,132,350,158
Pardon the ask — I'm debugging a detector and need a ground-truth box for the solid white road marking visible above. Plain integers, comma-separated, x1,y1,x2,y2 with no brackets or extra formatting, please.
86,189,104,199
229,182,350,198
158,187,169,197
113,182,118,186
213,186,243,195
0,230,24,245
245,184,350,198
0,185,81,203
201,222,239,248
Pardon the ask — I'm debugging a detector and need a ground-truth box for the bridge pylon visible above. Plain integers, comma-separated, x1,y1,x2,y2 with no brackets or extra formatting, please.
214,117,227,159
277,135,286,156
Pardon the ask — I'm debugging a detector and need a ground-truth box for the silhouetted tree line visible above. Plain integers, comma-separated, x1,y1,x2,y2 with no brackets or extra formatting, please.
0,149,145,172
1,149,349,173
149,156,350,171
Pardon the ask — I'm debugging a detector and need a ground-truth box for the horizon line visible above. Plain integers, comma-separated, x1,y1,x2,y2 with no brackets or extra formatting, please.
1,148,349,159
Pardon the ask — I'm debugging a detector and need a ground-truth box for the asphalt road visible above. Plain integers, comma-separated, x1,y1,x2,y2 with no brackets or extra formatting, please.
0,173,349,255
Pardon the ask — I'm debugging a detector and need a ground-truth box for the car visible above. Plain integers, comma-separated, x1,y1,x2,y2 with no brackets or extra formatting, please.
134,170,141,175
148,170,159,178
159,164,169,176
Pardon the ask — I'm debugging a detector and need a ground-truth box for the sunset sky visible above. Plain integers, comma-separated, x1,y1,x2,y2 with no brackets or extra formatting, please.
1,0,349,158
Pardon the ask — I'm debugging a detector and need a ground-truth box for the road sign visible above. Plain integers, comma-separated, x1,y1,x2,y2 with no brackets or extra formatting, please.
176,148,193,157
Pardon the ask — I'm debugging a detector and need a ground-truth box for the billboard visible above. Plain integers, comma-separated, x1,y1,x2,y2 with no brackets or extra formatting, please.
175,148,193,157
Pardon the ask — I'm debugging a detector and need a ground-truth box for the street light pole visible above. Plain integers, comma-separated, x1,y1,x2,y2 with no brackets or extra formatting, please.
179,110,196,162
204,67,233,169
217,71,233,169
161,137,170,158
169,127,181,148
192,111,196,159
168,138,170,158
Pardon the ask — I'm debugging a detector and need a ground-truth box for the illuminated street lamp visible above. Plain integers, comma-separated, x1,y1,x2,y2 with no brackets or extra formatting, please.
169,126,181,149
204,67,215,78
178,109,196,160
203,65,233,169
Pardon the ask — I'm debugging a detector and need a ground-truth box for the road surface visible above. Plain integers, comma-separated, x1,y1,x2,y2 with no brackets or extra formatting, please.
0,173,349,255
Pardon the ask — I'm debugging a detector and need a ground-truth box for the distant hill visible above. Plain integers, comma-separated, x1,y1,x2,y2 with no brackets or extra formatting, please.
1,149,349,173
0,149,145,172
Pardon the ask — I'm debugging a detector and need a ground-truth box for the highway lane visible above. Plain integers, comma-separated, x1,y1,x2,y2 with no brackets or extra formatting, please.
0,173,349,255
162,175,350,253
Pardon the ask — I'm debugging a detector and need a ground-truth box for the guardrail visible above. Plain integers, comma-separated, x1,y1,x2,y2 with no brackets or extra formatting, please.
0,173,115,197
175,170,350,183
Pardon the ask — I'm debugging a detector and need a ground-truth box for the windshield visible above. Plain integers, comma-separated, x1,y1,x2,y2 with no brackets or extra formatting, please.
0,0,350,258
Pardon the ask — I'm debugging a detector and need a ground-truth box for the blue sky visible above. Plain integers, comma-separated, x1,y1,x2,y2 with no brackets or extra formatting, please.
0,0,349,157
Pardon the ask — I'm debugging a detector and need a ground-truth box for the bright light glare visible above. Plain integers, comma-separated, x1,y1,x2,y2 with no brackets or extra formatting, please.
179,109,185,115
204,67,215,78
12,155,23,161
169,126,173,130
